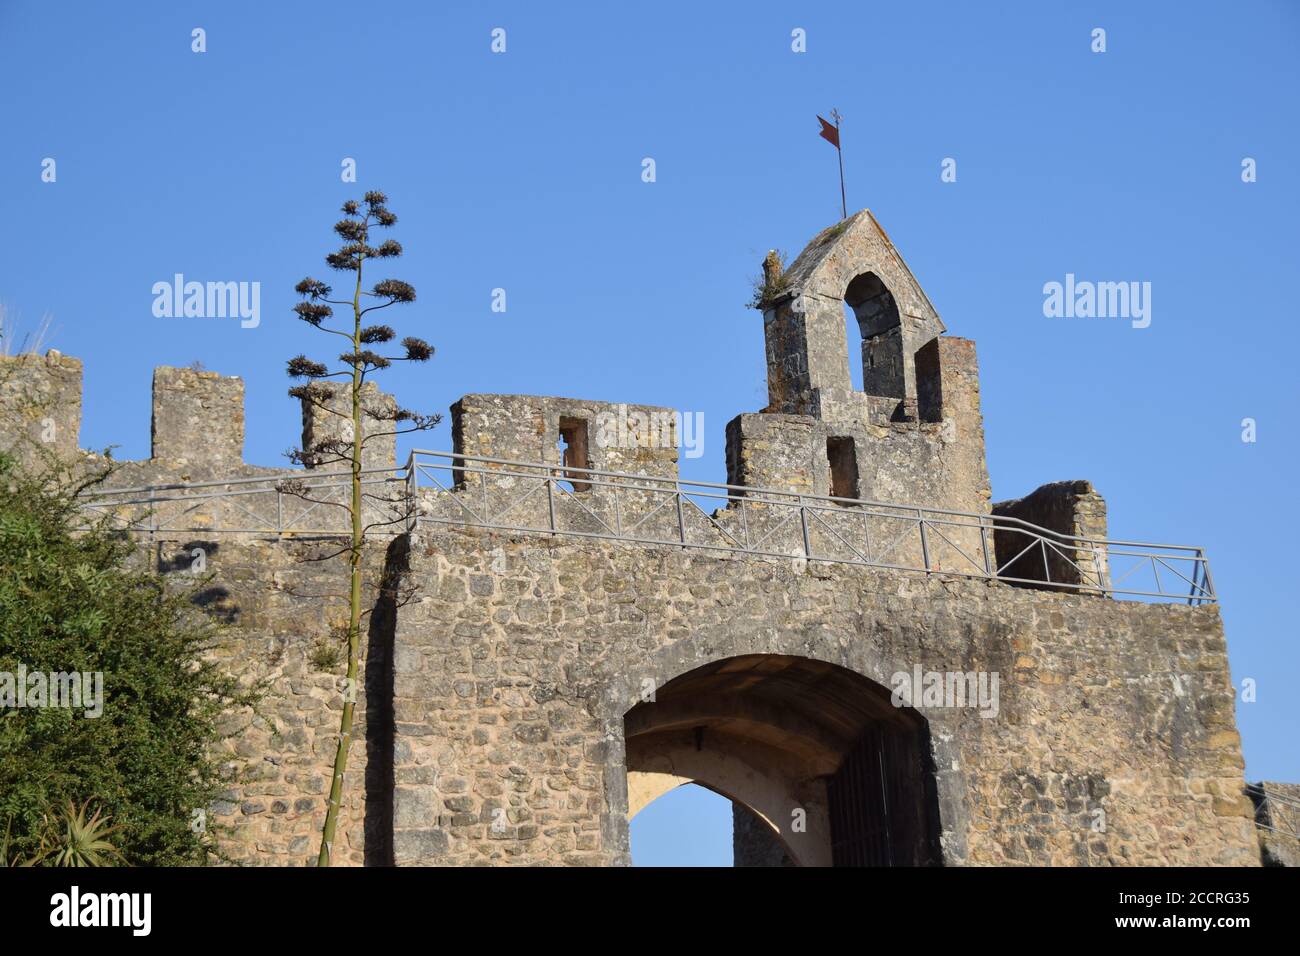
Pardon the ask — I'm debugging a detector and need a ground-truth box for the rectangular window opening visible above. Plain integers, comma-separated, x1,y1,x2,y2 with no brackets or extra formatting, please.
558,416,591,493
827,436,859,503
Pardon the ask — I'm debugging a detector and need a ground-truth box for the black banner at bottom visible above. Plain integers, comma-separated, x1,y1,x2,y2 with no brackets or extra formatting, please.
0,865,1289,941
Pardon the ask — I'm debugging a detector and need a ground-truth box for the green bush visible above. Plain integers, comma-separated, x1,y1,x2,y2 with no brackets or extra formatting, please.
0,452,253,865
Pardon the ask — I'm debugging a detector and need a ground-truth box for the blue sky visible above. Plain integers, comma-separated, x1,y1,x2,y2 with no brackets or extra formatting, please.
2,1,1297,865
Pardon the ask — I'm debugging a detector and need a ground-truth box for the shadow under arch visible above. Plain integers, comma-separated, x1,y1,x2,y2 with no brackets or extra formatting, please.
623,654,943,867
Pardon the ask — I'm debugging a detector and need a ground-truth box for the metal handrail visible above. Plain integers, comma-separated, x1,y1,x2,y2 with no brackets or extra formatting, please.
406,449,1204,552
79,449,1216,604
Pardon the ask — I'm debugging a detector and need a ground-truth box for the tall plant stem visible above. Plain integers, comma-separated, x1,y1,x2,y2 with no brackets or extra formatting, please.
317,244,367,867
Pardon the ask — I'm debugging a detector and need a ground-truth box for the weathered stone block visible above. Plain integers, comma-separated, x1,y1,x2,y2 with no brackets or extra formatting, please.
152,366,244,467
0,350,82,468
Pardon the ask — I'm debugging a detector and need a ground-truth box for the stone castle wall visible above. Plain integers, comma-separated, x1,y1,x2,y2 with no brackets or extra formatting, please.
0,350,1267,868
59,511,1252,869
0,209,1279,867
384,525,1257,866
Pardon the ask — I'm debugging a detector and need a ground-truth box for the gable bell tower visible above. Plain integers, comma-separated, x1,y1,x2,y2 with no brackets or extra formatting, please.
759,210,946,424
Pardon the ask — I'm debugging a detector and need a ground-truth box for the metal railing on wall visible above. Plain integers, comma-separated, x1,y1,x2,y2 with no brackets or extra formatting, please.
79,468,411,537
79,448,1216,605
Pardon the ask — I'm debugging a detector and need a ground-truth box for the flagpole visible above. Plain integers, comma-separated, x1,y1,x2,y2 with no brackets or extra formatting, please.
833,108,846,220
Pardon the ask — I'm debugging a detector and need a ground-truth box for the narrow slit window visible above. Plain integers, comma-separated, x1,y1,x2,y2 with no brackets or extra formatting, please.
915,338,943,423
558,416,591,493
827,437,859,503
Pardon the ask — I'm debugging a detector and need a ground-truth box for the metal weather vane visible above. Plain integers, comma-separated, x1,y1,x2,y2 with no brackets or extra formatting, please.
817,108,847,220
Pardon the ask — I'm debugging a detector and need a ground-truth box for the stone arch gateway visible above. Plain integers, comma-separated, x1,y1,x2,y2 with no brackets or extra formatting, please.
624,654,942,867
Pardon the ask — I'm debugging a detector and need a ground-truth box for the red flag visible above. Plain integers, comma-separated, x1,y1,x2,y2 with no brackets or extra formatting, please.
817,115,840,149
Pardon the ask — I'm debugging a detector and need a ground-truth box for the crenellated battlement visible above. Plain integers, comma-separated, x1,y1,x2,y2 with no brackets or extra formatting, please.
0,211,1098,557
0,356,401,484
151,366,246,467
0,349,83,463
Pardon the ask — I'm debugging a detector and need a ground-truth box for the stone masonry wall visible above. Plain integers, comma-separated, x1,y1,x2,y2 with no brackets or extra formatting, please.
387,524,1258,867
432,394,684,541
451,393,680,478
154,535,396,866
729,338,989,511
0,353,1268,867
725,335,991,573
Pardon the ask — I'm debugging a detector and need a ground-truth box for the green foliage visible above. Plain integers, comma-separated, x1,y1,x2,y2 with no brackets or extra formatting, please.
0,453,255,865
2,799,125,867
308,636,343,672
0,816,33,866
33,799,125,867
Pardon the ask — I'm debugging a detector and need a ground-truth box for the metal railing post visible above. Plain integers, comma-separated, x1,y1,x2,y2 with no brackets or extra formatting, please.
918,509,930,571
800,497,812,559
546,478,557,534
1197,549,1216,605
404,457,416,533
980,519,993,577
676,486,687,548
1092,545,1106,594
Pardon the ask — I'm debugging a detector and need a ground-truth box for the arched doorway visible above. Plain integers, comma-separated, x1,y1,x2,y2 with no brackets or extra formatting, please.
624,654,942,867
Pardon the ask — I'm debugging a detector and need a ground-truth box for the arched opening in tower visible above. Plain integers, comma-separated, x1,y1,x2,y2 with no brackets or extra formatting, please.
843,271,904,403
623,654,942,866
